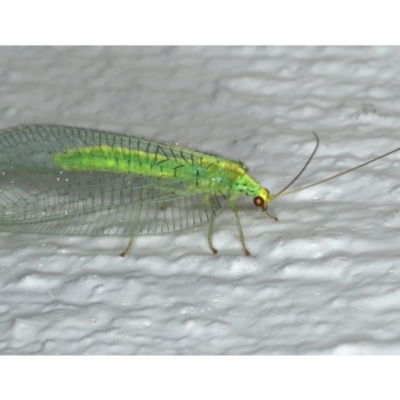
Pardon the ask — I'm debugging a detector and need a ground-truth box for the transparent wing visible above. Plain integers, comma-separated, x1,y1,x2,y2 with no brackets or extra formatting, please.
0,125,230,236
0,124,241,171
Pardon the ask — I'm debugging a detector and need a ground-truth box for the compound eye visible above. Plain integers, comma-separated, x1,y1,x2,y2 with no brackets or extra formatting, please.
253,196,264,208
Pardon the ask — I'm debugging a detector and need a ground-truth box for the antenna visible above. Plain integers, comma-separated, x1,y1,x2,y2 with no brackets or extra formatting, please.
272,132,319,198
273,136,400,200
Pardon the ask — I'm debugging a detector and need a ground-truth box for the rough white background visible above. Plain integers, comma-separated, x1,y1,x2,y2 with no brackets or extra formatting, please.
0,46,400,355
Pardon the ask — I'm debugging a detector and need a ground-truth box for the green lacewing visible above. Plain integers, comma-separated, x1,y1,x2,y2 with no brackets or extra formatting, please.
0,124,399,257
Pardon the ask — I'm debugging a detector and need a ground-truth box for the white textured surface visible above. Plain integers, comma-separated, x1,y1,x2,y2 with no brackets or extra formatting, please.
1,46,400,355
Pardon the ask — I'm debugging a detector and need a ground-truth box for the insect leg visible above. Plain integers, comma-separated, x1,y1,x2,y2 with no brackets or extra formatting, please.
229,199,251,256
203,194,218,254
207,212,218,254
119,199,143,257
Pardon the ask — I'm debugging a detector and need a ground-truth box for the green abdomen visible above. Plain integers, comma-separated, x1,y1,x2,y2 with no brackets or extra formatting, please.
53,145,238,187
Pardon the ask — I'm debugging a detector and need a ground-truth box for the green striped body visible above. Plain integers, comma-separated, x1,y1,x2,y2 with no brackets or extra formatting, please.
53,141,265,199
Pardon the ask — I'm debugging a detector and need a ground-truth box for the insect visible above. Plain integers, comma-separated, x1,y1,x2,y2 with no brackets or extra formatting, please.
0,124,398,257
